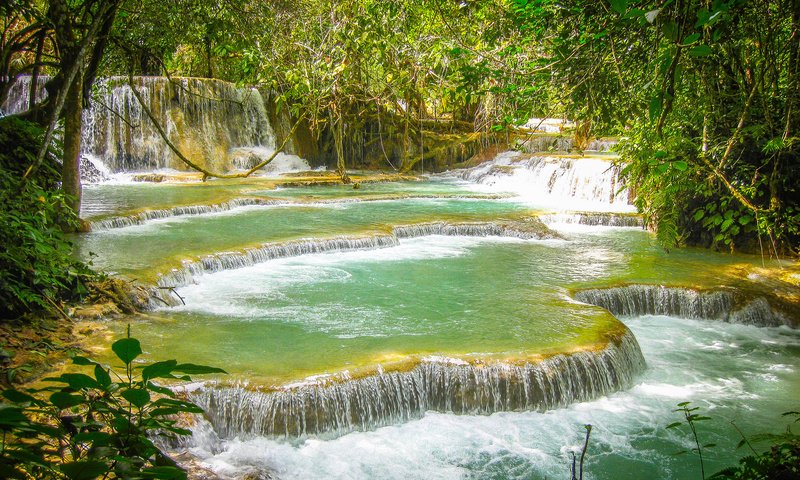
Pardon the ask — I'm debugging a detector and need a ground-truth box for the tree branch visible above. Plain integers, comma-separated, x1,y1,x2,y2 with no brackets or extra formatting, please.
127,73,303,180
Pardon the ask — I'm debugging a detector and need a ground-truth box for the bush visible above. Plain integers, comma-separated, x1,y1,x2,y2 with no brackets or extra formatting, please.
0,116,97,319
0,329,226,479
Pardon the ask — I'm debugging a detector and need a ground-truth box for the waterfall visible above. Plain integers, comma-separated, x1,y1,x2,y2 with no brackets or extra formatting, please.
2,75,293,174
156,235,401,289
189,329,645,439
88,194,512,231
81,77,276,172
540,213,644,228
457,151,632,210
574,285,793,327
1,75,48,115
154,220,558,291
392,220,559,240
517,135,617,153
89,198,287,230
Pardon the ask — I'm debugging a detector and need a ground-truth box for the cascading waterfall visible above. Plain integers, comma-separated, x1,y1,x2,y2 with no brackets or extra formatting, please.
89,198,286,230
82,76,276,172
575,285,793,327
154,219,558,292
457,151,632,210
0,75,48,115
190,329,645,439
518,135,617,153
540,213,644,228
2,75,310,175
87,193,511,231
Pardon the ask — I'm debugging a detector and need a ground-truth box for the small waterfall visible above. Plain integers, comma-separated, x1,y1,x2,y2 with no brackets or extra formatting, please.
457,151,632,210
190,330,645,439
155,220,558,291
88,194,513,231
575,285,792,327
517,135,617,153
540,213,644,228
157,235,400,288
0,75,48,115
81,77,276,172
89,198,286,230
393,220,559,240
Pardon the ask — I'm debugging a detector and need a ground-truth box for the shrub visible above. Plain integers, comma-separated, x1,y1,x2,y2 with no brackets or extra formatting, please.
0,328,225,479
0,116,97,319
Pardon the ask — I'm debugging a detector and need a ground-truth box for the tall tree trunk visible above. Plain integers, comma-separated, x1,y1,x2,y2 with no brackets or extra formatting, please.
62,71,83,218
29,30,46,110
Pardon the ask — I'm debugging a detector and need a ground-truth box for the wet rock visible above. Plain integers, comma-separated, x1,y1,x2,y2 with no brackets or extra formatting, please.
70,302,121,319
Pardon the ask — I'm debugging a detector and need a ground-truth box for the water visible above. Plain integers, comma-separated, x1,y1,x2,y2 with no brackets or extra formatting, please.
68,152,798,479
184,316,800,480
75,185,533,280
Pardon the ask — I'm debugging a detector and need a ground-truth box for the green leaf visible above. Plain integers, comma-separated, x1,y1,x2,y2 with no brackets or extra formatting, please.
173,363,227,375
142,360,178,381
649,95,663,122
666,422,683,429
721,218,735,232
60,461,109,480
0,405,28,427
693,210,705,221
688,45,712,57
112,337,142,364
672,161,688,171
50,392,85,409
683,33,701,44
121,388,150,408
2,389,38,405
610,0,628,15
663,21,678,42
139,466,188,479
71,356,98,366
739,215,753,225
94,365,111,388
58,373,99,390
146,381,176,397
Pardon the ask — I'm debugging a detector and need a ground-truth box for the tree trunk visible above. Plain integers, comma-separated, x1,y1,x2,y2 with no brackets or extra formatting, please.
62,71,83,218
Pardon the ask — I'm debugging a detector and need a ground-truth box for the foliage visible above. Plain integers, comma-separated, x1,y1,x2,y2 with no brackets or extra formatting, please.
0,328,226,479
666,403,800,480
667,401,715,479
503,0,800,253
0,117,98,319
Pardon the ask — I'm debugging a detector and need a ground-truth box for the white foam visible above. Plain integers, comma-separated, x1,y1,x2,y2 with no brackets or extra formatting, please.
456,151,635,213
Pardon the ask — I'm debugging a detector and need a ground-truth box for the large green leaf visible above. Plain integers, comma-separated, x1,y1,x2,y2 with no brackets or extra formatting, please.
688,44,712,57
112,337,142,364
649,95,662,122
94,365,111,388
50,392,85,409
57,373,99,390
60,461,109,480
173,363,227,375
121,388,151,409
142,360,178,381
609,0,628,15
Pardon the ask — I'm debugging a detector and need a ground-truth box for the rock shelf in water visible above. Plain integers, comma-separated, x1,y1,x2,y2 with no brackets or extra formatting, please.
189,327,645,439
87,193,512,231
574,284,798,328
151,218,562,304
